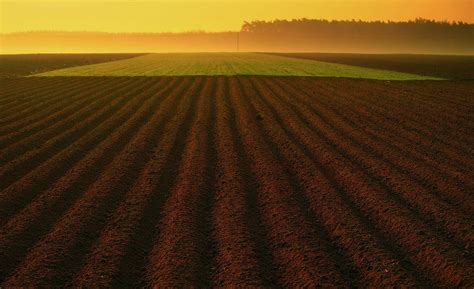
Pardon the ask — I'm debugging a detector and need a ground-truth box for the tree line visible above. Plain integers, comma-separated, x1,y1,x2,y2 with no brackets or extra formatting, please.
1,19,472,54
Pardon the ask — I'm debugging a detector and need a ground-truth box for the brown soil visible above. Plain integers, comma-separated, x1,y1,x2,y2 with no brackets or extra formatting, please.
0,76,473,287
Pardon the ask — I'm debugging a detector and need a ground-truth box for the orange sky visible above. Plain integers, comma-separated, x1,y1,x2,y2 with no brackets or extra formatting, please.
1,0,473,33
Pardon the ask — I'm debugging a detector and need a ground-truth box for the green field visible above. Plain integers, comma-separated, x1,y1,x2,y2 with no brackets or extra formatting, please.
35,53,441,80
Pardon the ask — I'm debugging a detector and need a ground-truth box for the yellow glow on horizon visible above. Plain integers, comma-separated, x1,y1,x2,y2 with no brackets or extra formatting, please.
1,0,472,33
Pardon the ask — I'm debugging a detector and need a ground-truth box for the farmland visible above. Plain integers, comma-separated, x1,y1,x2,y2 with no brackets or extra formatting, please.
1,66,473,287
272,53,474,80
0,54,143,77
34,53,441,80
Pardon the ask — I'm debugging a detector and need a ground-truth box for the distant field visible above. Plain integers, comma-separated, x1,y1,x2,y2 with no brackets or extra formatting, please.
34,53,441,80
0,54,144,77
272,53,474,80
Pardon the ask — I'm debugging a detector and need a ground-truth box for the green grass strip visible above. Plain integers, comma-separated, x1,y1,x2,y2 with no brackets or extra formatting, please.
35,53,442,80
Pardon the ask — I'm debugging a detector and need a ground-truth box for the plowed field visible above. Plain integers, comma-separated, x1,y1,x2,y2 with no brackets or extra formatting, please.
0,76,473,287
0,54,143,77
272,53,474,80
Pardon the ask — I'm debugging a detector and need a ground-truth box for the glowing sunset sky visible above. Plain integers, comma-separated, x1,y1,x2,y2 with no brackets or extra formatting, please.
1,0,472,33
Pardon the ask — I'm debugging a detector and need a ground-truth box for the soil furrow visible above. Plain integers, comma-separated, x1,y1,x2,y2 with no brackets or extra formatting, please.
384,80,473,115
230,77,349,287
0,82,146,189
0,78,155,221
267,78,474,245
254,77,473,287
211,76,275,286
0,78,180,281
246,76,430,287
302,84,474,211
0,81,133,148
1,75,472,287
0,77,57,100
68,77,198,287
286,78,474,178
294,79,474,193
0,78,131,151
0,77,106,128
322,80,474,167
2,77,196,287
350,80,474,151
0,77,87,113
0,78,70,112
147,77,217,287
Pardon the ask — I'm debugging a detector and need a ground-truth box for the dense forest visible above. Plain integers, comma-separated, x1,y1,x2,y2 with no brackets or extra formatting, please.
240,19,473,54
1,19,473,54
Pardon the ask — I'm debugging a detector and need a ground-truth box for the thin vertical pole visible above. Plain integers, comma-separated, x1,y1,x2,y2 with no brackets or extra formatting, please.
237,32,240,52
